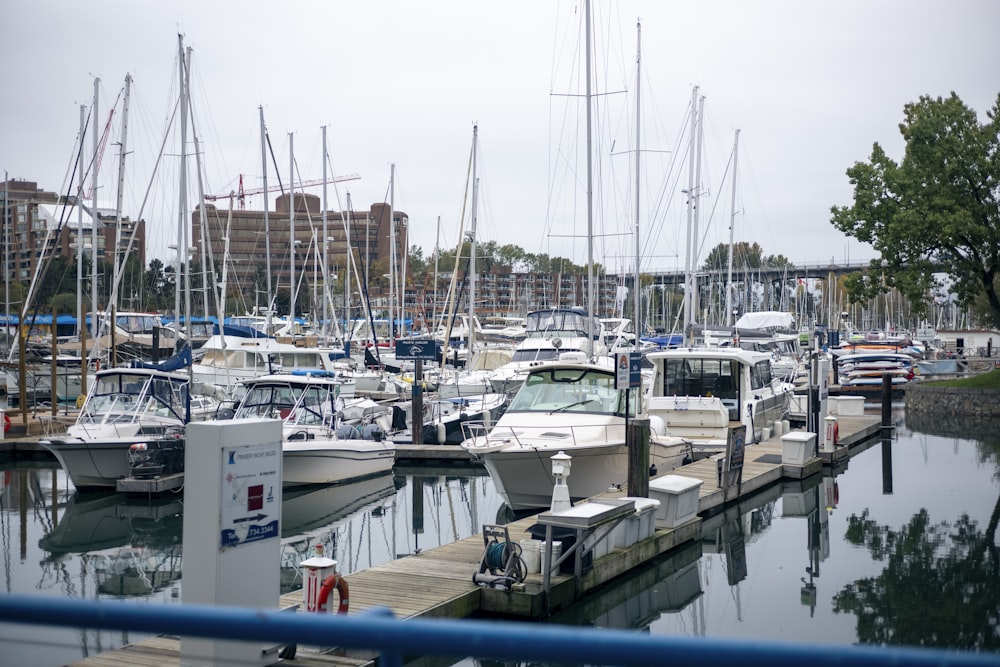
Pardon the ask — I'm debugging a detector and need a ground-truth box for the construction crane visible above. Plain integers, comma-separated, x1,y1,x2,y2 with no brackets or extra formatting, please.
206,172,361,210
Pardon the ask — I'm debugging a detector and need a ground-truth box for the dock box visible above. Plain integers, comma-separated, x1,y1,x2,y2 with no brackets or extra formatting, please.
830,395,865,416
648,475,703,529
599,497,662,549
781,431,816,465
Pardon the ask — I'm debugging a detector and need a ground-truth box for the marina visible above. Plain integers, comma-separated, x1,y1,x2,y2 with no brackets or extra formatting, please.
3,400,996,665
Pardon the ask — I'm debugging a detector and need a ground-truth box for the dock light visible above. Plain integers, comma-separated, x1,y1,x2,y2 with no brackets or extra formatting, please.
550,451,572,512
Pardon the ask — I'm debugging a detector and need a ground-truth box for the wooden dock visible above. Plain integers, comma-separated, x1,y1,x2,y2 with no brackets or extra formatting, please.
64,415,882,666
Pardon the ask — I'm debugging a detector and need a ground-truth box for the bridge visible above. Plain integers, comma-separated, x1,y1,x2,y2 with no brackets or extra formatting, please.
613,260,875,288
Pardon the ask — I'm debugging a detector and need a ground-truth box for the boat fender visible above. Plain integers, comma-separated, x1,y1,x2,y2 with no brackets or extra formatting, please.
316,574,350,614
436,422,447,444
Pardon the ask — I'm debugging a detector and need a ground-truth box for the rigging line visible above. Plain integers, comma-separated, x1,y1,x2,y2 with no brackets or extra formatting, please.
12,110,92,360
694,148,735,266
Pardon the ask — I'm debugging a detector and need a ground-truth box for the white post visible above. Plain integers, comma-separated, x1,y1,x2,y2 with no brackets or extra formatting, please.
181,419,282,667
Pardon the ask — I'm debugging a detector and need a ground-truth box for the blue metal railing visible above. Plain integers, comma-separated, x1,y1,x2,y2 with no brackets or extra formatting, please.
0,593,993,667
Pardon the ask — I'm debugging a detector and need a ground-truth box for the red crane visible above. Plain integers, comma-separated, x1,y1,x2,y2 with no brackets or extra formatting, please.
206,172,361,210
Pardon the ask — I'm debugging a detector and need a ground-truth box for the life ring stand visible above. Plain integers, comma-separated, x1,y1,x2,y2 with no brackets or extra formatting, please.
316,574,350,614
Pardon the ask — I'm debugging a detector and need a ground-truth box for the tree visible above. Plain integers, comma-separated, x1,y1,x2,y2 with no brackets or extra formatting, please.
831,92,1000,326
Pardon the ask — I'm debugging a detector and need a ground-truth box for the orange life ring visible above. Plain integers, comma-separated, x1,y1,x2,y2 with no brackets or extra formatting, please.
316,574,349,614
833,422,839,446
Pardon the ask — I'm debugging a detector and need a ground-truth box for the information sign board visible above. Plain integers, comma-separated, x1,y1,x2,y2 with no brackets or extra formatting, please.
220,442,281,549
395,339,437,361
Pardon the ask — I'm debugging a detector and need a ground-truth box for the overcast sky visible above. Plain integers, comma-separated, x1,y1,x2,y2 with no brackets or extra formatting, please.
3,1,997,276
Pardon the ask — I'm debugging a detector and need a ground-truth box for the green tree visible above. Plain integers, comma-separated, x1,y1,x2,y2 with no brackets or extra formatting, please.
831,92,1000,326
703,241,765,271
144,258,170,311
50,292,77,315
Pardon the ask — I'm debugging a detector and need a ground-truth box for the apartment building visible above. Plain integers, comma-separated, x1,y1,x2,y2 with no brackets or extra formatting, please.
191,193,408,312
1,179,145,285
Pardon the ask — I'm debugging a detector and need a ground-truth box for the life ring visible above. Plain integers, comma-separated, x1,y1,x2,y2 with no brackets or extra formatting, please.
76,394,86,409
833,421,839,446
316,574,349,614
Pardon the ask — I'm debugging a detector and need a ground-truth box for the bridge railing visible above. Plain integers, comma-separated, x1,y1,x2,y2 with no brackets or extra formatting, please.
0,593,993,667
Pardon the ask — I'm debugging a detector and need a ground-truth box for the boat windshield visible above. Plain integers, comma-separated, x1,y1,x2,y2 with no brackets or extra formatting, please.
525,309,595,338
235,382,333,425
81,373,188,423
508,368,631,416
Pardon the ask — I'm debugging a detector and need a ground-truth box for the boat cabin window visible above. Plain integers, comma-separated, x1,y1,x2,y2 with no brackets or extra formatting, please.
660,358,740,403
509,349,563,363
751,360,773,390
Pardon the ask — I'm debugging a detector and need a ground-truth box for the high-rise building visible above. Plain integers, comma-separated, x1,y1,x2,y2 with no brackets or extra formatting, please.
191,193,407,315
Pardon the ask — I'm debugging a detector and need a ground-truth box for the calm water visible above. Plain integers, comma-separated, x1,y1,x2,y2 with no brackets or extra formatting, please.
1,408,998,665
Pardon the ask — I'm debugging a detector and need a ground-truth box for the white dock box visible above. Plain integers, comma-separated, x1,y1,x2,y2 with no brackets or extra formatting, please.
781,431,816,465
648,475,703,529
601,497,662,548
833,395,865,416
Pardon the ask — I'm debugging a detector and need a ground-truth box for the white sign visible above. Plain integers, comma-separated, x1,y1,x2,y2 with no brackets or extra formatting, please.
220,442,281,549
615,352,630,390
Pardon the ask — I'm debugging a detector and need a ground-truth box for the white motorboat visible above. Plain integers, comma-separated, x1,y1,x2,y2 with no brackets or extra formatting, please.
38,367,212,491
488,307,608,394
644,347,793,454
461,357,689,511
227,373,395,487
192,333,354,396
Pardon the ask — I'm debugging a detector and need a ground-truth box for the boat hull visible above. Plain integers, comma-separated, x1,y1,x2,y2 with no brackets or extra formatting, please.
281,439,395,487
477,439,687,511
40,435,182,491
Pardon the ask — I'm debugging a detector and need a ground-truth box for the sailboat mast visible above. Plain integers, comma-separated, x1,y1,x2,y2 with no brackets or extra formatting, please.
469,124,479,351
683,86,698,343
187,60,212,325
91,77,100,353
260,106,272,332
182,46,194,382
322,125,329,340
692,94,706,327
289,132,296,327
585,0,595,356
77,104,87,389
344,191,352,326
725,128,740,327
175,35,187,347
633,21,642,342
388,164,396,341
112,74,131,314
432,215,440,333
